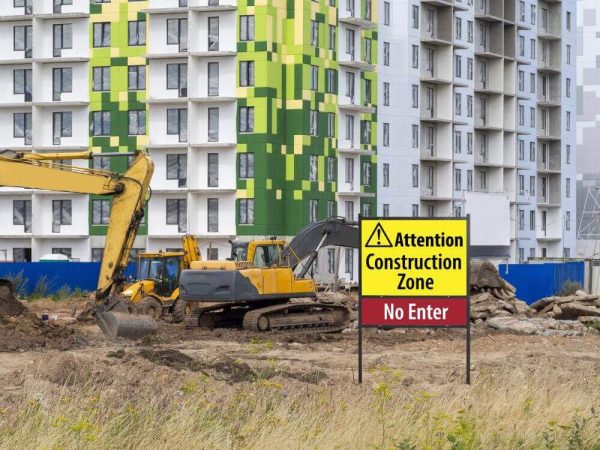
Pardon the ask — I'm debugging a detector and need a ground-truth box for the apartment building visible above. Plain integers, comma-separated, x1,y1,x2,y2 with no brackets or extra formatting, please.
576,0,600,256
0,0,575,275
379,0,576,262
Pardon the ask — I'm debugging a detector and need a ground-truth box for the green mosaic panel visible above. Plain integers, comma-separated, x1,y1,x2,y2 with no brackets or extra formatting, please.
237,0,377,236
89,0,148,236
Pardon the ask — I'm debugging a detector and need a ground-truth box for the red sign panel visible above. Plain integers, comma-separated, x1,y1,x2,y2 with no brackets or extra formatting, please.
361,297,468,327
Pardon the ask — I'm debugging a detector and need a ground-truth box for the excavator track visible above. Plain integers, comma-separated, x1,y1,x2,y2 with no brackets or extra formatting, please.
242,302,351,332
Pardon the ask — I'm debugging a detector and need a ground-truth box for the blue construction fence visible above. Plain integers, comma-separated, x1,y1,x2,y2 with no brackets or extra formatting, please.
0,262,136,296
498,261,584,305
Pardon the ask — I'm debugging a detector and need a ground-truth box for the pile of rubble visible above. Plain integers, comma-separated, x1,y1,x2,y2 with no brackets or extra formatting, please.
470,291,530,322
530,291,600,324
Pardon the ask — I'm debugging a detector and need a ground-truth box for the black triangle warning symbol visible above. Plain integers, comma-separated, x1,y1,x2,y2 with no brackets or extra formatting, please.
365,222,393,248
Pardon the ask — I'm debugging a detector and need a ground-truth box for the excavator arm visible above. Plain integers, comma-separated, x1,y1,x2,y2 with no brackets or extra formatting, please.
0,150,155,338
276,218,359,277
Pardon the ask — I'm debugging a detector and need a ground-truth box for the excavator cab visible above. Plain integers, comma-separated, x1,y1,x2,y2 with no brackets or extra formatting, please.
230,240,288,267
137,254,183,297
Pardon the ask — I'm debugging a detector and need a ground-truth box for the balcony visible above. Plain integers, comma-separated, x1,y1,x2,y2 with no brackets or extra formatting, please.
475,0,503,22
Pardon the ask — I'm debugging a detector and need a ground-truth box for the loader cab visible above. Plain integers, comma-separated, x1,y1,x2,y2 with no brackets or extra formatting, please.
137,253,183,297
230,240,288,267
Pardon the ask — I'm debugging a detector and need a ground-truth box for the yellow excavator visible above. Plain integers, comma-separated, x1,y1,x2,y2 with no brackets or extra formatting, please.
179,219,358,331
121,234,200,322
0,149,157,339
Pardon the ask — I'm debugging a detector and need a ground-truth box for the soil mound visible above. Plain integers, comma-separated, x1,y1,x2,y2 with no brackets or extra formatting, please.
0,280,88,351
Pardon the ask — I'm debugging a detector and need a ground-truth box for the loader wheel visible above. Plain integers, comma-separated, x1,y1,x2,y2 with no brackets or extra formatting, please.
137,297,163,321
171,298,191,323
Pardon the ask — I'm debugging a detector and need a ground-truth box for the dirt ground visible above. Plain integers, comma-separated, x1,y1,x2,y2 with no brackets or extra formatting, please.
0,297,599,411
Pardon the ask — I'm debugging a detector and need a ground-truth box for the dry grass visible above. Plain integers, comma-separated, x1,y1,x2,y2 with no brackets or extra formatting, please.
0,364,599,450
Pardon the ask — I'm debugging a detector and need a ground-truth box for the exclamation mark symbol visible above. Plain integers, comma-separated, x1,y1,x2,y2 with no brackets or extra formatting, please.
377,227,381,245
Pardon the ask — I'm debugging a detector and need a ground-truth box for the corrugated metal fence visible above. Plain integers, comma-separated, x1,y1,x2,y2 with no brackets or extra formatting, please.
497,261,585,304
0,262,136,296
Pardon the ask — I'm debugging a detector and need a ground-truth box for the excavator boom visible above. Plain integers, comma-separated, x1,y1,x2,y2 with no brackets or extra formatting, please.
0,151,155,338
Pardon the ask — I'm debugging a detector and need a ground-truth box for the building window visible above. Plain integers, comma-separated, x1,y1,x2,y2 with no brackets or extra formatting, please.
518,105,524,126
327,200,336,218
566,111,571,131
566,145,571,164
93,22,110,47
467,21,473,43
411,45,419,68
345,201,354,221
518,140,524,160
530,210,536,230
346,29,355,59
207,17,219,51
167,108,188,142
206,62,219,96
128,20,146,46
346,72,355,101
364,79,371,104
206,248,218,260
326,69,336,94
93,67,110,92
412,164,419,187
383,82,390,106
530,73,535,93
565,211,571,231
383,1,391,26
383,122,389,147
207,198,219,232
327,248,335,274
455,93,461,116
208,107,219,142
326,112,335,138
411,84,418,108
455,17,462,40
14,25,32,56
167,63,188,96
92,111,110,136
166,199,187,233
128,110,146,135
567,45,571,65
91,248,104,262
13,68,32,98
52,67,72,101
240,61,254,87
566,11,571,31
52,248,71,259
467,58,473,80
309,155,318,181
13,112,32,144
382,41,390,66
239,199,254,224
412,204,419,217
240,15,255,41
92,199,110,225
566,178,570,198
345,248,354,276
454,168,461,191
311,20,319,47
467,170,473,191
239,106,254,133
53,24,72,56
128,66,145,91
329,25,336,51
52,199,72,233
530,142,536,161
93,155,110,171
360,120,371,144
362,162,371,186
412,5,419,29
382,163,389,187
309,199,318,223
412,124,419,148
364,38,372,64
52,111,72,144
454,131,462,153
364,0,371,20
13,199,31,232
167,18,188,51
345,115,354,143
310,110,318,136
467,132,473,154
326,156,335,182
566,78,571,98
531,5,536,25
518,70,524,91
345,158,354,184
455,55,462,78
382,204,389,217
310,65,318,90
166,154,187,188
530,39,536,59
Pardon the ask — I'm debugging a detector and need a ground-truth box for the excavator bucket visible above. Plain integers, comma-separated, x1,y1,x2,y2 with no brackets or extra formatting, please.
96,311,158,340
470,260,516,299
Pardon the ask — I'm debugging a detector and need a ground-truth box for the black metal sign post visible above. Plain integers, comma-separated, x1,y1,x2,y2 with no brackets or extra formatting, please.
357,216,471,385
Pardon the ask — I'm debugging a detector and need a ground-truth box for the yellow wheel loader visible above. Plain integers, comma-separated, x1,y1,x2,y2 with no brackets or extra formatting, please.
0,150,157,339
120,234,200,322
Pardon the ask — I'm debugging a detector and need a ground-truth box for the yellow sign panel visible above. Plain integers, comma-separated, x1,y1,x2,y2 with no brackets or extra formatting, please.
360,218,468,297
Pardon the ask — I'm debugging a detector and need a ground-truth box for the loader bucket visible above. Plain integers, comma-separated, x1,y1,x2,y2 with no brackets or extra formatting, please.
96,311,158,340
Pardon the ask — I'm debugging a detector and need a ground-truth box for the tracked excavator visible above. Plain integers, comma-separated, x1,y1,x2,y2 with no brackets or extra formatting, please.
0,149,157,339
179,218,359,331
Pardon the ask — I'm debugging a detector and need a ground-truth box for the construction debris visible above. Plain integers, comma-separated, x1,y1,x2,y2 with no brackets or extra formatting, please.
486,316,588,336
470,291,531,322
529,292,600,322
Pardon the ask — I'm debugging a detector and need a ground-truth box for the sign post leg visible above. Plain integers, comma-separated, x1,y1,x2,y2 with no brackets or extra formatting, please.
466,319,471,385
358,313,363,384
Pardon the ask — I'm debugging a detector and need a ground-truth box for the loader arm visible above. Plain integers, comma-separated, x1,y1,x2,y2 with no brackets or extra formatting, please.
0,151,154,299
182,234,201,268
276,218,359,277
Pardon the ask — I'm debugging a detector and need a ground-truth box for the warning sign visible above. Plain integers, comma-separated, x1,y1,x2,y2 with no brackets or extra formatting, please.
360,218,468,297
